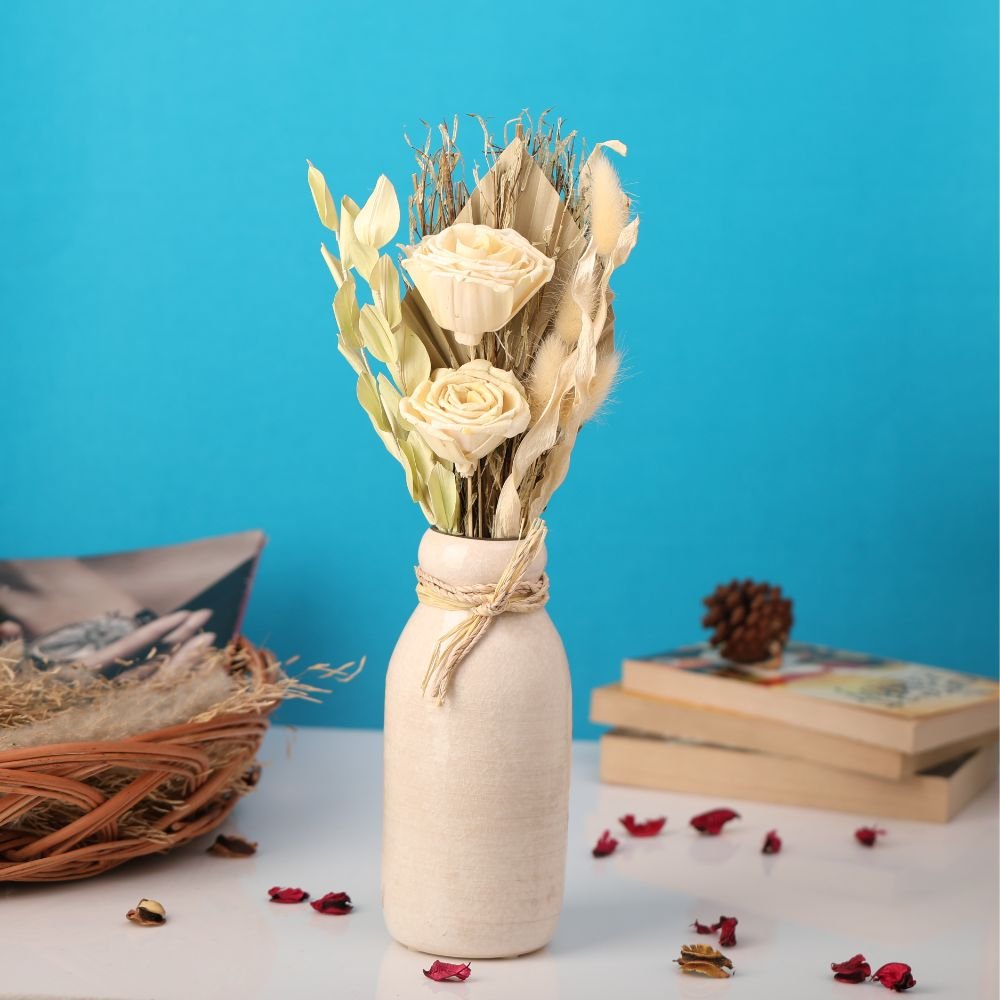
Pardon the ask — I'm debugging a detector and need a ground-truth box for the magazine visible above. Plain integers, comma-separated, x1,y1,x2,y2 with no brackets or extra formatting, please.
0,530,265,677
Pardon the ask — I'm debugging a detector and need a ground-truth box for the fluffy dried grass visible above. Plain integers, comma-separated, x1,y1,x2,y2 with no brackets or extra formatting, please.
588,151,629,256
0,642,323,751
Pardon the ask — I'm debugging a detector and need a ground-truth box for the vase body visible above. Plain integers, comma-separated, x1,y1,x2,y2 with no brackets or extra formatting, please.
382,529,571,958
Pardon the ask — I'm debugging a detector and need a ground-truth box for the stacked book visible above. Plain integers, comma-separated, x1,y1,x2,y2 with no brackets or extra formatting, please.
591,642,999,821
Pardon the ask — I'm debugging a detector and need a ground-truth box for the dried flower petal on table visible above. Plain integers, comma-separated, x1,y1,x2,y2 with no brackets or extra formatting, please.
592,830,619,857
691,920,715,934
872,963,917,991
268,886,309,903
855,826,887,847
762,829,782,854
690,808,740,835
716,916,738,947
678,961,731,979
674,943,734,978
619,814,666,837
207,834,258,857
242,764,263,787
423,961,472,982
126,898,166,926
831,954,872,984
311,891,353,915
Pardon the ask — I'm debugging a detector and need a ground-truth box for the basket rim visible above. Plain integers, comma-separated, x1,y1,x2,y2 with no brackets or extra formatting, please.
0,709,275,763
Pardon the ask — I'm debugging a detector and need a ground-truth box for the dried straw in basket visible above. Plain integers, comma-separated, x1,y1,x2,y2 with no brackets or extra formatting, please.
0,639,303,882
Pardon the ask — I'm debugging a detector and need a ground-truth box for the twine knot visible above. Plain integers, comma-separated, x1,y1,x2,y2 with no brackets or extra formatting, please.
414,520,549,703
474,597,508,618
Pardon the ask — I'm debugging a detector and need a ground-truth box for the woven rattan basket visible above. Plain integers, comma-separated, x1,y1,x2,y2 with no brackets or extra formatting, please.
0,639,279,882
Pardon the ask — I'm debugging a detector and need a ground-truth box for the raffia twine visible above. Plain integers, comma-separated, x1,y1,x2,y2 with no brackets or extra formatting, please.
415,519,550,703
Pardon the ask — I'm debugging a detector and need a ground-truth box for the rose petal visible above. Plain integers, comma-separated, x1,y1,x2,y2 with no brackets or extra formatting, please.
690,809,740,835
401,223,554,344
872,963,917,991
762,830,782,854
207,834,258,858
399,360,531,475
691,920,715,934
310,891,353,915
717,916,738,948
831,953,872,984
268,886,309,903
619,814,667,837
423,960,472,982
855,826,887,847
592,830,619,857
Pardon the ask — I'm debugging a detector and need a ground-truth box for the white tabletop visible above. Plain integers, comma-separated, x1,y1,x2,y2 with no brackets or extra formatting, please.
1,726,996,1000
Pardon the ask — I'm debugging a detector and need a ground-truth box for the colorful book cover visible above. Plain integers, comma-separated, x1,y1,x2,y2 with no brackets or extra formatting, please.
640,642,999,718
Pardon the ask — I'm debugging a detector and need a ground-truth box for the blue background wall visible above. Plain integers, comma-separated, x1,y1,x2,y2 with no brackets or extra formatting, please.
1,1,996,737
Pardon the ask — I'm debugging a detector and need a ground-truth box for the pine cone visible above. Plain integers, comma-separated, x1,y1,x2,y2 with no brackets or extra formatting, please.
701,579,793,664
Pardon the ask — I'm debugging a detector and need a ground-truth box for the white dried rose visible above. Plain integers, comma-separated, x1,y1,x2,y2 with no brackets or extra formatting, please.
399,360,531,476
400,223,555,347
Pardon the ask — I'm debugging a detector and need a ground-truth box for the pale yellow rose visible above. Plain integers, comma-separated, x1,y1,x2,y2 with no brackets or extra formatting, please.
400,223,555,347
399,360,531,476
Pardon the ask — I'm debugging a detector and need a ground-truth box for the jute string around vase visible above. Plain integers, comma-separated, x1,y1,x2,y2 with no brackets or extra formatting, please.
415,519,550,703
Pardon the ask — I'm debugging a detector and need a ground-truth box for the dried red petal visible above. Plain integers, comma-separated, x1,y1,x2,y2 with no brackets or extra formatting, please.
872,963,917,991
691,920,715,934
268,886,309,903
762,829,782,854
592,830,619,857
423,961,472,982
831,953,872,984
716,916,738,948
690,808,740,835
310,891,353,915
207,834,258,858
619,814,667,837
855,826,887,847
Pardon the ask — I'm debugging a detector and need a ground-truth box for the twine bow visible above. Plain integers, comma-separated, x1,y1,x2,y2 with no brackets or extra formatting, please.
415,519,550,703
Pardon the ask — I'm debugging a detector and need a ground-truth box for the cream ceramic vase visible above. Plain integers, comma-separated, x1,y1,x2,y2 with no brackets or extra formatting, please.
382,529,571,958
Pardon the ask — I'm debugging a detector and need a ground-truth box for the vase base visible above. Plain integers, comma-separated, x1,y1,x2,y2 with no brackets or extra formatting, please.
392,937,551,961
385,913,559,960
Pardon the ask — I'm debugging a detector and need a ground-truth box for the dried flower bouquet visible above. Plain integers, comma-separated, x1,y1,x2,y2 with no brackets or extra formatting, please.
307,112,639,539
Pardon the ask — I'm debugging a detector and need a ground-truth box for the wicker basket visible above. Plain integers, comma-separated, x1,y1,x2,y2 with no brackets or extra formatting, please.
0,639,279,882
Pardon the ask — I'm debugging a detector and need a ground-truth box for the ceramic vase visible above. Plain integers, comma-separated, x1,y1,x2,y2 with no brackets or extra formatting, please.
382,528,571,958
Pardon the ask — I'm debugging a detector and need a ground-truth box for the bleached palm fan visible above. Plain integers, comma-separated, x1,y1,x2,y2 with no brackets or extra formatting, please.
307,112,638,539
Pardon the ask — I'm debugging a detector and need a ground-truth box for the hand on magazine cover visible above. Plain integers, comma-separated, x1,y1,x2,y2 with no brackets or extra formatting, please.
76,607,216,671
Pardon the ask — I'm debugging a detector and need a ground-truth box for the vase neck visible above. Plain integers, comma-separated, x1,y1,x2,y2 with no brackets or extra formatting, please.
417,530,547,587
